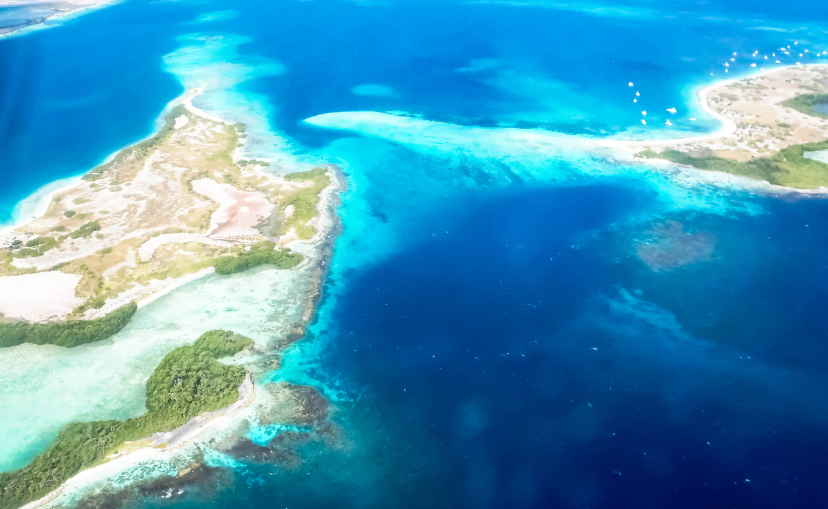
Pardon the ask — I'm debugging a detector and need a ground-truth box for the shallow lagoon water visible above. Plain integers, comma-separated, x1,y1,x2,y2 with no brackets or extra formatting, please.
2,0,828,507
0,264,315,472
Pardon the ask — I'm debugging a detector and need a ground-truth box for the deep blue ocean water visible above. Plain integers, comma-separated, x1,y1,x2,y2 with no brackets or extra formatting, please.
3,0,828,507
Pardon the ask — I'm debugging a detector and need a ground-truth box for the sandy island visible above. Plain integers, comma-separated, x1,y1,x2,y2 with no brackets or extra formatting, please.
0,89,338,322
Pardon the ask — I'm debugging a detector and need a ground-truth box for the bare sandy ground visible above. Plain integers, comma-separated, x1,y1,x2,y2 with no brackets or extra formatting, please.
0,271,82,321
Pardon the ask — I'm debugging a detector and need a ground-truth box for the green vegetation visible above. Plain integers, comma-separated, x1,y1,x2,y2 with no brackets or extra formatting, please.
0,302,137,348
780,93,828,119
11,249,39,258
213,241,302,275
638,139,828,188
191,329,254,358
237,159,270,167
69,221,100,239
280,167,331,239
25,237,57,251
50,225,66,232
63,210,76,218
0,330,251,509
11,237,59,258
82,106,188,182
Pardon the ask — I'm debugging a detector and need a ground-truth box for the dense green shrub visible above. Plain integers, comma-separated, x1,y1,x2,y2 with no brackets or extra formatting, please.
0,330,250,509
21,237,58,254
213,241,302,275
638,138,828,189
69,221,101,239
0,302,137,348
192,329,254,358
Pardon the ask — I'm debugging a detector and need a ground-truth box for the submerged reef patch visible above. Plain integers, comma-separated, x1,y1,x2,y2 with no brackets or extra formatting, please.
221,383,340,468
636,220,716,272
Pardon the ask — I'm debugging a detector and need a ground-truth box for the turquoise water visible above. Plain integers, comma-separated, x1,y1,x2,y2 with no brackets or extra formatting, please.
2,0,828,507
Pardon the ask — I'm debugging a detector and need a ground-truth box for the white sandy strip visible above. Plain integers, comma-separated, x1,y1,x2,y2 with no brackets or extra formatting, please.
81,268,217,320
137,234,235,262
136,268,215,309
182,88,228,124
20,375,255,509
0,272,83,321
1,176,83,236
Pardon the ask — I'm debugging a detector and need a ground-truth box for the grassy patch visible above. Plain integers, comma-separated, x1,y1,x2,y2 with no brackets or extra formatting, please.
12,237,59,258
779,93,828,119
237,159,270,167
279,167,331,240
638,140,828,189
0,330,251,509
0,302,137,348
213,241,303,275
69,221,101,239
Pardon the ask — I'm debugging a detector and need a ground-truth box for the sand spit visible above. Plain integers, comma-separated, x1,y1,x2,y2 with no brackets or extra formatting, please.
307,65,828,194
